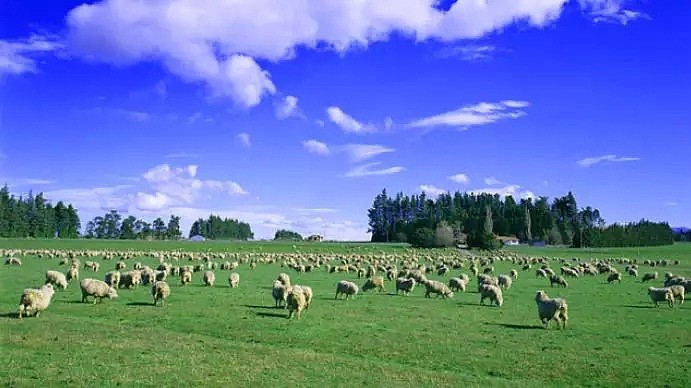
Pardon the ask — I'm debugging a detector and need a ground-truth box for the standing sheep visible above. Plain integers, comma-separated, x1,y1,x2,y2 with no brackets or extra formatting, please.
180,268,192,285
80,278,118,304
607,272,622,284
448,277,467,292
286,288,307,320
203,271,216,287
104,271,121,289
45,270,68,290
667,285,685,305
152,281,171,306
272,280,290,308
277,273,291,287
642,272,658,282
509,269,518,280
549,275,568,288
423,280,454,299
292,285,313,309
497,274,513,289
648,287,674,308
362,276,385,293
534,290,568,329
18,283,56,319
479,284,503,307
228,272,240,288
335,280,359,300
395,277,416,296
66,266,79,283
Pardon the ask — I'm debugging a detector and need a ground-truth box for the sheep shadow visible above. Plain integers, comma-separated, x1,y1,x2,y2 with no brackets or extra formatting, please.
242,304,277,310
0,312,19,319
485,322,543,330
253,311,287,319
622,304,654,309
126,302,154,307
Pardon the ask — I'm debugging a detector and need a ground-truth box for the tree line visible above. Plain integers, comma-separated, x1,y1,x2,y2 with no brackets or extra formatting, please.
0,185,81,238
367,189,674,248
189,215,254,240
83,210,182,240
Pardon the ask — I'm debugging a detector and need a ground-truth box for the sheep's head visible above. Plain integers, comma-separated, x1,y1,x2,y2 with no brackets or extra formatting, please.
535,290,548,301
107,287,119,299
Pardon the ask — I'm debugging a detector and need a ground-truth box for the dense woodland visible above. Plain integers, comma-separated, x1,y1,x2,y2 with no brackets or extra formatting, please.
0,186,81,238
274,229,304,241
188,215,254,240
367,189,676,248
83,210,182,240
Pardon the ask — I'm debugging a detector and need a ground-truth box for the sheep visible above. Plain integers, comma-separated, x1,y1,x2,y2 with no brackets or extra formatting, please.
667,285,685,305
5,257,22,265
203,271,216,287
479,284,503,307
277,273,291,287
395,277,416,295
607,272,622,284
549,275,568,288
648,287,674,308
292,285,313,309
423,280,454,299
104,271,121,289
115,261,126,270
509,269,518,280
152,281,171,306
180,268,192,285
45,270,68,290
642,272,658,282
120,270,142,289
536,269,547,278
66,266,79,283
228,272,240,288
563,268,580,278
18,283,56,319
80,278,118,304
335,280,359,300
286,288,307,320
362,276,385,293
155,270,168,282
448,277,467,292
628,268,638,278
497,274,513,289
534,290,568,329
272,280,291,308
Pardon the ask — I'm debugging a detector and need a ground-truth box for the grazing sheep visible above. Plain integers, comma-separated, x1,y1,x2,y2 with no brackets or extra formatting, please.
292,285,313,309
423,280,454,299
509,269,518,280
536,269,547,278
448,277,467,292
66,266,79,283
277,273,291,287
667,285,685,305
479,284,503,307
534,290,568,329
228,272,240,288
80,278,118,304
104,271,121,289
549,275,568,288
335,280,359,300
115,261,126,270
5,257,22,265
642,272,658,283
607,272,622,284
286,288,307,320
648,287,674,308
203,271,215,287
395,277,416,295
563,268,580,278
362,276,385,293
18,283,56,319
152,281,171,306
272,280,290,308
45,270,68,290
497,274,513,289
628,268,638,278
120,270,142,289
155,270,168,282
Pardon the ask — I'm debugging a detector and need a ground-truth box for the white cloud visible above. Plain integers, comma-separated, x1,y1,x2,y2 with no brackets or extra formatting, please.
338,144,395,163
326,106,375,134
2,178,54,187
314,120,325,127
581,0,650,25
436,44,498,62
43,185,134,211
448,173,470,185
484,176,503,185
664,202,678,207
469,184,536,200
275,95,303,119
419,184,448,197
236,132,251,148
0,34,63,76
577,154,640,167
302,140,331,156
406,100,530,129
344,162,405,178
134,192,172,212
384,117,394,130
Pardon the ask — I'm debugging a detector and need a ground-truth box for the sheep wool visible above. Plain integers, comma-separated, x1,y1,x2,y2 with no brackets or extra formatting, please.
45,270,69,290
18,283,56,319
335,280,359,300
362,276,385,293
286,288,307,320
152,281,171,306
203,271,216,287
479,284,503,307
534,290,568,329
80,278,119,304
395,277,416,296
228,272,240,288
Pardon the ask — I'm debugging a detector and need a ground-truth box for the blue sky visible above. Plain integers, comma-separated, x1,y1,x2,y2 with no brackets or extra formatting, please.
1,0,689,240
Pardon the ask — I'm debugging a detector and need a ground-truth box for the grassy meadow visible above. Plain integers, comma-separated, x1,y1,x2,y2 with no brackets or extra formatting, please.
1,240,690,387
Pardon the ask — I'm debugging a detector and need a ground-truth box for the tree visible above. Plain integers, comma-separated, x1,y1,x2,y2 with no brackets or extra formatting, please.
274,229,303,241
153,217,167,240
120,216,137,240
434,221,455,247
166,215,182,240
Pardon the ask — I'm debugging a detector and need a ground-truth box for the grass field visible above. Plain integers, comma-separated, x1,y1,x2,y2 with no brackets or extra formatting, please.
1,240,690,387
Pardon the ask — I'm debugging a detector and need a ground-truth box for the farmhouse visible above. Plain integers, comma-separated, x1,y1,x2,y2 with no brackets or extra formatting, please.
306,234,323,242
497,236,520,246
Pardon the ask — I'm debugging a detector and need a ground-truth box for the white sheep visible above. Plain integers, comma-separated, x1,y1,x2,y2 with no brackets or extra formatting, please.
395,277,416,295
509,269,518,280
642,272,658,282
292,285,313,309
286,288,307,320
277,273,291,287
228,272,240,288
423,280,454,299
66,266,79,283
362,276,385,292
180,268,192,285
272,280,291,308
447,277,467,292
648,287,674,308
45,270,68,290
497,274,513,289
479,284,503,307
104,271,121,289
5,257,22,265
335,280,359,300
667,285,685,305
534,290,568,329
81,278,118,303
607,272,622,284
152,281,171,306
18,283,56,319
203,271,216,287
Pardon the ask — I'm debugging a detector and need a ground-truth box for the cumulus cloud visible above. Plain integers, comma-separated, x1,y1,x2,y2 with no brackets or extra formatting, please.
436,44,499,62
326,106,375,134
344,162,405,178
419,184,448,197
469,184,536,200
338,144,395,162
406,100,530,129
484,176,503,185
302,139,330,156
0,34,63,76
448,173,470,184
235,132,251,148
577,154,640,167
275,95,303,119
43,185,134,211
581,0,650,25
